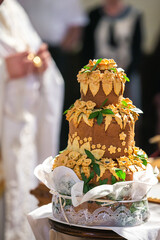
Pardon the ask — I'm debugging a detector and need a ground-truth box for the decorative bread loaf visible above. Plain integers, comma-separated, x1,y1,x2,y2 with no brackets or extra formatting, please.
52,58,148,187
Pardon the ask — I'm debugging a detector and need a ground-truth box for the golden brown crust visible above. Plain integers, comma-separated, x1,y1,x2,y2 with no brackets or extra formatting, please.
68,118,135,159
81,81,123,108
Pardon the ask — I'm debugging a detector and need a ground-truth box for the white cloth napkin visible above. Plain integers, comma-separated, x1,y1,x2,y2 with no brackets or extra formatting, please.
27,204,52,240
27,202,160,240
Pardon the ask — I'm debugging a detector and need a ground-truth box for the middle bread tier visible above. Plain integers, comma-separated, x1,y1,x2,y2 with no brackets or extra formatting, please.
66,99,138,159
68,118,135,159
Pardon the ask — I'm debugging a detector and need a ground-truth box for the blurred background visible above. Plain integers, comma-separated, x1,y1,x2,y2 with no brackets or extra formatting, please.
84,0,160,54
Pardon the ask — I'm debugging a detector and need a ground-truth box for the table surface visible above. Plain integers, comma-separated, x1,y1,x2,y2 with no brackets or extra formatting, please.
49,219,126,240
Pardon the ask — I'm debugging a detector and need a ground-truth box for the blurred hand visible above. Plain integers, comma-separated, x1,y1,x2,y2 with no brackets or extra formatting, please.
35,43,51,73
5,51,34,79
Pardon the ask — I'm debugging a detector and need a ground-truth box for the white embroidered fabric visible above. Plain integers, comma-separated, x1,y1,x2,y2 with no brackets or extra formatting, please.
3,119,38,240
52,195,149,227
0,0,64,238
4,182,37,240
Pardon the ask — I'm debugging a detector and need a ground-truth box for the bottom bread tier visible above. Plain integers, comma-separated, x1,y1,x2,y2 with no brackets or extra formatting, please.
34,145,157,228
52,193,149,227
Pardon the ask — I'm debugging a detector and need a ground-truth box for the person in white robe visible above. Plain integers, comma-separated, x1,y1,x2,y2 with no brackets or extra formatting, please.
0,0,64,239
17,0,88,151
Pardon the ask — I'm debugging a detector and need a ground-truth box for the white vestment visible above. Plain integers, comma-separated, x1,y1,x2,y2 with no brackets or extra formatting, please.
0,0,64,239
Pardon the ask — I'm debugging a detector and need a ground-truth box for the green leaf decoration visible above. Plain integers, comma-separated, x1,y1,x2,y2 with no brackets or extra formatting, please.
136,150,148,166
81,171,95,194
88,111,99,119
91,58,102,71
97,112,103,125
81,69,91,74
121,100,128,107
86,171,95,183
63,104,74,115
99,178,108,185
59,148,66,154
137,150,148,158
88,101,114,124
123,75,130,82
101,109,114,115
83,184,89,194
80,64,91,74
81,59,102,74
81,173,89,193
81,172,94,184
130,107,143,114
83,65,90,69
111,175,117,184
85,149,95,163
142,159,147,166
115,169,126,181
63,109,69,115
81,172,87,182
100,98,108,108
85,149,100,177
109,68,116,73
93,163,100,176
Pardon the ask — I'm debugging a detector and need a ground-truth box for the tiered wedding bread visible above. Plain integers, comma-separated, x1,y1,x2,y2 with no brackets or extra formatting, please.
53,59,148,187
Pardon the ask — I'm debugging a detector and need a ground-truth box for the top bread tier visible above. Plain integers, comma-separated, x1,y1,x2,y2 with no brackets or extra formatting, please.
77,59,128,108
